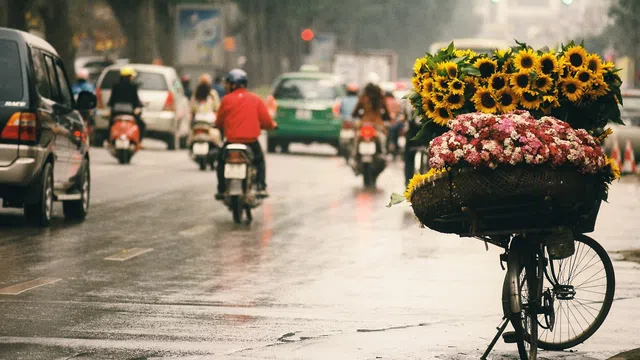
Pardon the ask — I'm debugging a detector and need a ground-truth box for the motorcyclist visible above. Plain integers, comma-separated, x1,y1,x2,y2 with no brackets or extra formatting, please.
190,74,221,123
108,66,146,141
181,74,193,99
72,69,95,97
403,100,423,186
339,83,359,121
213,75,226,99
214,69,277,200
351,79,390,135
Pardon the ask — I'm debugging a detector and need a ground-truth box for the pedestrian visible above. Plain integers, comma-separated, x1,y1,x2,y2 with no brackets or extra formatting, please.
213,75,226,99
181,74,193,99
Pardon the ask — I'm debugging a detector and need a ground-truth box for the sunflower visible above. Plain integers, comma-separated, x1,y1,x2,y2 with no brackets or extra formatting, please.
605,155,621,180
565,46,587,68
433,106,453,126
454,49,478,59
439,61,459,78
444,92,465,110
474,58,498,78
472,87,498,114
413,57,428,75
575,69,593,86
494,48,512,59
412,76,422,92
422,78,435,93
449,78,465,94
586,54,604,76
538,52,559,75
533,75,553,92
520,90,542,110
434,76,449,91
489,73,508,92
422,97,437,117
433,92,446,106
591,78,610,98
602,61,615,71
510,71,531,95
514,48,539,71
497,88,518,113
560,78,584,102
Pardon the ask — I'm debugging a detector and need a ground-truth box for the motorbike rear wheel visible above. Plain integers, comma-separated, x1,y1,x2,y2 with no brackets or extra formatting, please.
198,158,207,171
117,150,130,164
362,163,374,188
231,196,243,224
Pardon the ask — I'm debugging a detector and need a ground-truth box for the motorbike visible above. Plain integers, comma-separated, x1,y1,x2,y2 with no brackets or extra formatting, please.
108,103,140,165
221,144,264,224
353,123,387,188
189,113,222,171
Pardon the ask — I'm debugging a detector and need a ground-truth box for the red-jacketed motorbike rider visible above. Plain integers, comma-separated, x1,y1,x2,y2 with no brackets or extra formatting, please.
214,69,277,200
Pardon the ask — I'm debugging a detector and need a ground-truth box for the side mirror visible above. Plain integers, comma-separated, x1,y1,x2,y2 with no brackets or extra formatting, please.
76,91,97,110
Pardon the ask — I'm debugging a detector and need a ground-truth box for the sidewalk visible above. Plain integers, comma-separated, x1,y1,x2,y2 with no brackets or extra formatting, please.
609,349,640,360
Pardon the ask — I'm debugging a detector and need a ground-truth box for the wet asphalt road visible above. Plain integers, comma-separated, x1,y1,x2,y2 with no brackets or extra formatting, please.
1,141,639,360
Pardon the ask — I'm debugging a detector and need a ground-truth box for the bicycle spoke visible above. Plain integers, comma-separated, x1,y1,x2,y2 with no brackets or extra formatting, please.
575,274,607,289
569,243,590,283
573,298,599,317
572,253,601,280
575,288,606,296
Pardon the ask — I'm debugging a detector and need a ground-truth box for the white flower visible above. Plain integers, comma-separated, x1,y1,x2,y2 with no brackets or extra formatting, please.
453,149,464,160
525,154,534,164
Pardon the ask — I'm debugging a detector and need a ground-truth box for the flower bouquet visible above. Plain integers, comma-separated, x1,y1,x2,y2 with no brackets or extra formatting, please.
394,41,623,236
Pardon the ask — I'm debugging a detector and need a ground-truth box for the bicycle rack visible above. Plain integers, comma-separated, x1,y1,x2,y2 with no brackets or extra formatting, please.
480,317,510,360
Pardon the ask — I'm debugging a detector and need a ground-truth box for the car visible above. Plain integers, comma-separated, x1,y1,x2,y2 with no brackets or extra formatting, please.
74,55,116,84
266,72,344,153
603,89,640,160
93,64,191,150
0,28,96,226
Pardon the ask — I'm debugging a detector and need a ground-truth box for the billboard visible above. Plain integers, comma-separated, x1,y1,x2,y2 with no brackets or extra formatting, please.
176,5,224,66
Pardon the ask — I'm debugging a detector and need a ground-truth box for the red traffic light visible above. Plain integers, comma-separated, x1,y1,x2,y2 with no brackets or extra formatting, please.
301,28,314,42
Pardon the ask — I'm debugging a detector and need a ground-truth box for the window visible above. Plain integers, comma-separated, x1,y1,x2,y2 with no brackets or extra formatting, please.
55,61,73,108
31,48,51,99
99,70,169,91
0,39,24,101
44,55,60,101
273,78,338,100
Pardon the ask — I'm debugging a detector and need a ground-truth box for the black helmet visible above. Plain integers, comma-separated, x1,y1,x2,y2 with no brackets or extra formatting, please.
225,68,248,88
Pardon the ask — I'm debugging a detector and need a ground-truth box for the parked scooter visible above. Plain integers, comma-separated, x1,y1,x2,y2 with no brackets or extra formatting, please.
353,123,387,188
108,103,140,164
221,144,264,224
189,113,222,171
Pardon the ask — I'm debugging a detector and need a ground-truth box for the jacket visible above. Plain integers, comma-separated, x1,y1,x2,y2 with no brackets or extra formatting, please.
215,88,276,143
108,80,142,111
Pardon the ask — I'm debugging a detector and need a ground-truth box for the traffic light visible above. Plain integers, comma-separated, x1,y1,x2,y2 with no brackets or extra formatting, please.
301,28,315,42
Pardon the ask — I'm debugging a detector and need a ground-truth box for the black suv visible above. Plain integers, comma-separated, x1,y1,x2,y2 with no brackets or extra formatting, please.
0,28,96,226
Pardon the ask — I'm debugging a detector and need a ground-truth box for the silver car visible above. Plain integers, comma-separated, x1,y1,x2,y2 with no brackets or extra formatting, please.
93,64,191,150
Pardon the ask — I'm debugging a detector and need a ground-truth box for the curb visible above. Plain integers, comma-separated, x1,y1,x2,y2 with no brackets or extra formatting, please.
608,349,640,360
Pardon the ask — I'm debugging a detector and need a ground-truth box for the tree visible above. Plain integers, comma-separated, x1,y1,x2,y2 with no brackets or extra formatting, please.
609,0,640,59
107,0,158,63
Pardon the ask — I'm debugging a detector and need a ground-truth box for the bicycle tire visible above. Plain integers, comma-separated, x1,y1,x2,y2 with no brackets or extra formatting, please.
537,234,615,350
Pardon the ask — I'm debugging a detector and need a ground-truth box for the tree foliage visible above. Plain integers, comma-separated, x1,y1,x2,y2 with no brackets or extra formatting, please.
609,0,640,58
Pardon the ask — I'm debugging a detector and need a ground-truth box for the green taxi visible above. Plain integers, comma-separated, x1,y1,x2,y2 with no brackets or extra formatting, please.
266,71,344,153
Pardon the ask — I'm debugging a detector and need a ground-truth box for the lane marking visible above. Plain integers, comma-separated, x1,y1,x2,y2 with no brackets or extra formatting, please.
179,224,213,237
0,278,61,295
104,248,154,261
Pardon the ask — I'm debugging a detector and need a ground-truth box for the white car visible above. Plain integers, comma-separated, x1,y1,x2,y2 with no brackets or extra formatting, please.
94,64,191,150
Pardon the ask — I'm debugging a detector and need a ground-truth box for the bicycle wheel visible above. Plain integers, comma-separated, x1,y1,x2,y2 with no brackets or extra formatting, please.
504,240,541,360
537,234,615,350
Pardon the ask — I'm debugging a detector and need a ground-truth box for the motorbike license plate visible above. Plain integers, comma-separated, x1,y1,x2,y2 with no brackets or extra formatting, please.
193,142,209,155
296,109,312,120
358,141,377,156
225,164,247,179
115,138,130,149
340,129,355,139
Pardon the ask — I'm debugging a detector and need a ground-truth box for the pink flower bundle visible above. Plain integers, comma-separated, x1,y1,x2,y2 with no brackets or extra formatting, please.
427,111,606,173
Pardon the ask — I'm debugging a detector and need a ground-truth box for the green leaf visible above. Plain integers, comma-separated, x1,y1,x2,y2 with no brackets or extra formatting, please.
451,56,465,64
539,46,550,53
427,58,437,70
386,193,406,208
463,67,481,76
446,41,455,56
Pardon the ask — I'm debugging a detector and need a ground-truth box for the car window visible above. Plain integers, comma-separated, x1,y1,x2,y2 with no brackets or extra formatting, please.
99,70,169,91
0,39,24,101
273,78,338,101
44,55,60,101
54,61,74,108
31,48,52,99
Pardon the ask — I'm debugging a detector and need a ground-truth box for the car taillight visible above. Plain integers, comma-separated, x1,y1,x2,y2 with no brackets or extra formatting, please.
1,112,37,141
194,128,208,135
163,92,175,112
96,88,104,109
332,100,341,117
360,125,376,141
226,151,245,164
266,95,277,117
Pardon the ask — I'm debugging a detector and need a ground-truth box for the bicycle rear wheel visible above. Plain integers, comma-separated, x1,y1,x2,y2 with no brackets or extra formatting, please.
537,234,615,350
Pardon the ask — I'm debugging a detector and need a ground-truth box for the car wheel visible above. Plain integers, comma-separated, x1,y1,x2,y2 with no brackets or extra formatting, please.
180,136,188,149
24,162,54,226
63,159,90,221
267,139,277,153
167,132,179,151
280,142,290,153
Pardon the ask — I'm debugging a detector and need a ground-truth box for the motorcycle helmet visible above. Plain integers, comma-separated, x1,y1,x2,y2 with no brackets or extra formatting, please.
76,69,90,81
225,68,248,88
120,66,137,78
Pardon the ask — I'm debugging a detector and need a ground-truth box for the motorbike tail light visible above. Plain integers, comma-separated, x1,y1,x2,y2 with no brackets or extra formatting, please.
266,95,277,117
163,91,175,112
226,151,246,164
332,99,341,117
359,125,376,141
194,128,208,135
1,112,37,142
96,88,104,109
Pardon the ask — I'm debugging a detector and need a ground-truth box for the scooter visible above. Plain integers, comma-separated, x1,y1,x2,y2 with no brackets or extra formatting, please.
353,123,387,188
189,113,222,171
108,103,140,165
221,144,264,224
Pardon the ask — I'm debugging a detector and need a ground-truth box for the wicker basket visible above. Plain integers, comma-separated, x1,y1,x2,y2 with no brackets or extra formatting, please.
410,166,601,236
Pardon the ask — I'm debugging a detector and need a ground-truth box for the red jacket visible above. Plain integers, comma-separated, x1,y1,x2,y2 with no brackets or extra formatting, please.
215,89,276,143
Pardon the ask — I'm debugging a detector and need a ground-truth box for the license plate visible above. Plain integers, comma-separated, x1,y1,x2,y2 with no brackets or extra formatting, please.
193,142,209,155
225,164,247,179
296,109,312,120
115,138,130,149
340,129,355,139
358,141,377,155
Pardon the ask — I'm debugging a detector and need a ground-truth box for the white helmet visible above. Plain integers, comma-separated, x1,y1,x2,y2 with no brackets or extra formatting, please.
76,69,90,80
366,72,381,85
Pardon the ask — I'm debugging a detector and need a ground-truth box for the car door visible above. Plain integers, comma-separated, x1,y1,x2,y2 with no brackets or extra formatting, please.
43,53,70,189
53,57,85,185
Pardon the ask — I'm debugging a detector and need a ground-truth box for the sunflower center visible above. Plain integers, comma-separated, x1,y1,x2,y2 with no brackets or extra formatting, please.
479,62,496,78
523,91,537,102
426,82,433,92
438,108,450,118
516,74,529,88
452,81,463,90
491,76,506,90
435,93,444,102
427,100,436,112
500,93,513,106
439,79,448,88
565,83,578,94
541,59,554,74
520,57,534,69
535,77,548,88
569,53,583,67
588,60,599,72
578,71,591,83
481,92,496,108
448,94,462,105
448,68,457,78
